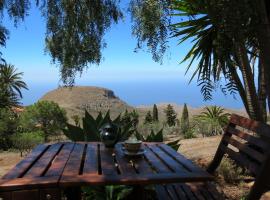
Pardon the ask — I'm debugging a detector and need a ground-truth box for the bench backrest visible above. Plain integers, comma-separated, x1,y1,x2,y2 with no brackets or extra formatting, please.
207,114,270,199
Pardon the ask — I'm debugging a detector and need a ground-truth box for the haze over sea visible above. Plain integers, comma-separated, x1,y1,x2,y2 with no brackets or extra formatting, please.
2,4,244,109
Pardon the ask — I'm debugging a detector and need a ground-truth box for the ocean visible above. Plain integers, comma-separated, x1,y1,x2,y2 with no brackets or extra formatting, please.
21,79,244,109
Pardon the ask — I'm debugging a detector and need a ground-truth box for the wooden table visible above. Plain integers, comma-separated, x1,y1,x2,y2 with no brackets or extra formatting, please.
0,142,213,200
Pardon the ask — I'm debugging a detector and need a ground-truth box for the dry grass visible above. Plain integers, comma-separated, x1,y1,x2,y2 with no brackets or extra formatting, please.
0,151,22,177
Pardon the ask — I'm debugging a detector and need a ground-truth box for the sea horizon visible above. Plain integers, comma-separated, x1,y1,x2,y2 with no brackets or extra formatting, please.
21,79,244,110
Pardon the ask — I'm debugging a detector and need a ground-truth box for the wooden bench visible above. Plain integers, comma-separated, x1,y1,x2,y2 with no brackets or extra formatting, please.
155,114,270,200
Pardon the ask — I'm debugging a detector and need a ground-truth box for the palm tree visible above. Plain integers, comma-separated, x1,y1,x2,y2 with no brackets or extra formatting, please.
0,64,28,108
195,106,230,136
171,0,266,122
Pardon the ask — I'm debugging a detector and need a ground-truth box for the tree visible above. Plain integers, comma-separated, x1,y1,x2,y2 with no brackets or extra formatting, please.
11,131,44,157
195,106,230,136
164,104,177,127
180,103,189,135
20,101,67,142
0,64,28,108
152,104,159,122
144,111,153,124
0,0,171,84
170,0,270,122
0,108,18,150
1,0,270,122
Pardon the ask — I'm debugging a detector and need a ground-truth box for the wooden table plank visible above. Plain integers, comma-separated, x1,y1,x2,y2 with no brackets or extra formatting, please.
24,143,63,178
146,143,189,173
1,142,213,192
159,143,204,172
83,143,99,175
59,172,213,187
45,143,75,177
0,176,59,191
113,143,137,175
2,144,49,179
99,144,118,175
143,144,172,173
62,143,86,176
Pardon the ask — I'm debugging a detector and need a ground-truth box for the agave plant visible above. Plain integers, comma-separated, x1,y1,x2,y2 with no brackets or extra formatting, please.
135,129,181,151
63,110,135,142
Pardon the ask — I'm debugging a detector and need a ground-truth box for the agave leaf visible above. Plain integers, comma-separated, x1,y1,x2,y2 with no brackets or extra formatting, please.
83,110,100,141
167,139,181,151
135,131,145,141
113,113,121,125
63,124,85,141
118,121,134,141
83,117,100,141
85,110,98,128
154,128,164,142
96,112,103,126
116,186,133,200
99,110,111,127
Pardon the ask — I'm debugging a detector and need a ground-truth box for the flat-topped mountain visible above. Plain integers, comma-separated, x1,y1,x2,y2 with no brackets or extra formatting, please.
40,86,134,119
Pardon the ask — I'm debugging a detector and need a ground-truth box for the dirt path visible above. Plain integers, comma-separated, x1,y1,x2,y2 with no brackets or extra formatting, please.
0,152,22,177
179,135,221,161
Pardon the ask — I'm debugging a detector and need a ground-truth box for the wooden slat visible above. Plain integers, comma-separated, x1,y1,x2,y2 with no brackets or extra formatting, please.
45,143,75,177
83,143,99,174
113,143,137,174
181,184,197,200
186,183,205,200
195,186,213,200
155,185,170,200
24,143,63,177
147,144,188,173
159,143,205,172
230,114,270,139
99,144,117,175
59,172,213,187
3,144,49,179
223,135,265,163
0,176,59,191
172,184,187,199
62,143,85,176
165,184,179,200
143,144,171,173
220,144,260,175
227,126,269,151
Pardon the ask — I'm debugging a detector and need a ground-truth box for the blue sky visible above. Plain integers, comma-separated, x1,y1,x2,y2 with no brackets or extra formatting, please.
0,3,244,109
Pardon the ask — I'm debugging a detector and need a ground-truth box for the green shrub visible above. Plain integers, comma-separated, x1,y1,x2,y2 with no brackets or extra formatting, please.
11,131,44,157
218,157,243,184
183,128,196,139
